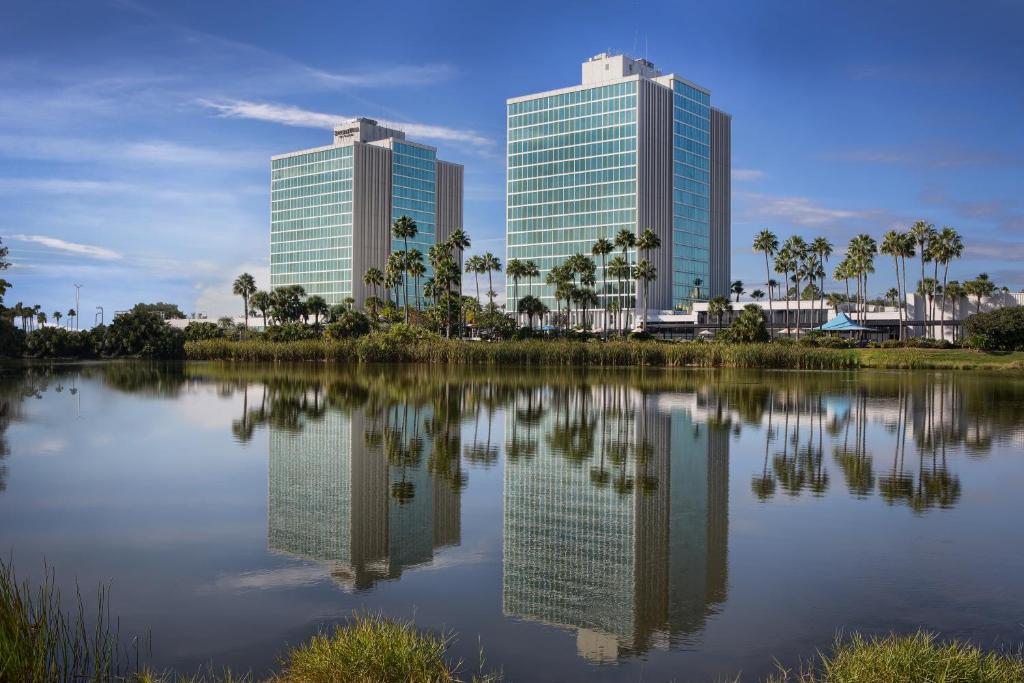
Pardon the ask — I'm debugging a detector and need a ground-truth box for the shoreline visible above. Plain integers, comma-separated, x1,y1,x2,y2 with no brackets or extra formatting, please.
181,338,1024,371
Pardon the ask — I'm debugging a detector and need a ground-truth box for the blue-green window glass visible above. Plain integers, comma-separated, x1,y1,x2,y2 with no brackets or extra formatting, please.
670,80,711,311
506,81,638,310
270,146,354,303
391,141,436,308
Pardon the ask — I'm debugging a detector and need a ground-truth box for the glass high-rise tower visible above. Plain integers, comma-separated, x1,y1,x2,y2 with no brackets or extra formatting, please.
506,53,730,317
271,118,464,307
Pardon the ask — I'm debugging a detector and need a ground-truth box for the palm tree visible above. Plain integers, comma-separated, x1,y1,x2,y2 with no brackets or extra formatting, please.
250,290,272,327
810,237,834,329
934,226,963,341
363,267,384,304
967,273,995,314
614,228,637,327
783,236,808,337
52,310,62,327
447,228,471,283
773,247,795,336
896,232,915,337
753,230,780,338
692,277,704,301
881,230,906,341
465,255,484,305
730,280,745,302
506,259,526,323
407,250,425,310
834,259,852,315
826,292,844,314
481,252,501,308
517,295,545,330
944,280,965,341
886,287,900,310
909,220,936,336
232,272,257,334
523,260,539,298
36,311,47,328
607,256,629,333
708,295,732,330
391,216,418,322
67,308,76,329
751,289,765,302
847,234,877,325
305,295,328,326
591,238,614,333
384,253,404,305
633,260,657,331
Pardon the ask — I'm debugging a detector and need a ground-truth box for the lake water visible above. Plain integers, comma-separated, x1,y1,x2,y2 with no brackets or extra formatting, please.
2,362,1023,681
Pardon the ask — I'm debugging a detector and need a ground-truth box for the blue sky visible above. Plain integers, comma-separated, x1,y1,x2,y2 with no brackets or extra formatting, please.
2,0,1022,318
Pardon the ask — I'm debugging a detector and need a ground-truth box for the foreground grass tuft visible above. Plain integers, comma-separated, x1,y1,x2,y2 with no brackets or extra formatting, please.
766,631,1024,682
270,614,496,683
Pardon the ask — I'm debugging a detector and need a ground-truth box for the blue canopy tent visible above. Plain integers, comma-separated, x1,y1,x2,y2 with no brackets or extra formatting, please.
815,312,876,333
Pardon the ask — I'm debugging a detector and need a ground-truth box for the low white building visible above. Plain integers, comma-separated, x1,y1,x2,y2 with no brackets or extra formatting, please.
642,292,1023,340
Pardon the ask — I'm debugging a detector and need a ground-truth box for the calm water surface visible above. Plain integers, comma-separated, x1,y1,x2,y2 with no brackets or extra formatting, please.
1,362,1023,681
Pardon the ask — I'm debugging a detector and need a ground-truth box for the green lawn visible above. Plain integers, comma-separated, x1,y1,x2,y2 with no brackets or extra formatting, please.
855,348,1024,370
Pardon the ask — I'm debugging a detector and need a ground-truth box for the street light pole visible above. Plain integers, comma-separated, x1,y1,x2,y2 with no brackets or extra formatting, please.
74,284,82,330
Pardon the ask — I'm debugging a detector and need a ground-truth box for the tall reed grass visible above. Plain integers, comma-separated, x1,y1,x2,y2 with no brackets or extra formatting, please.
0,558,133,682
185,336,859,370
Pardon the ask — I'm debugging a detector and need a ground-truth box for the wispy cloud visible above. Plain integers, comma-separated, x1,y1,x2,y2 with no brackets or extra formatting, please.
308,63,457,88
200,99,493,147
921,189,1024,232
845,63,980,84
827,144,1015,168
961,240,1024,262
732,168,766,181
11,234,122,261
0,177,261,205
0,134,266,168
736,192,885,229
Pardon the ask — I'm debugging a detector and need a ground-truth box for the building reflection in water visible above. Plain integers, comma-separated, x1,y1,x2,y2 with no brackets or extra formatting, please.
267,394,461,591
502,385,729,661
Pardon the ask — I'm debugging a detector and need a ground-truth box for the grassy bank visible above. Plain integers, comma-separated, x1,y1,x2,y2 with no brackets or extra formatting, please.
184,333,1024,371
185,335,859,369
854,348,1024,370
766,631,1024,682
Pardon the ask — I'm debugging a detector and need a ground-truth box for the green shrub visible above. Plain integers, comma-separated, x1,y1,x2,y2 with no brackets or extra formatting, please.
0,319,26,357
627,330,655,342
99,310,184,359
964,307,1024,352
325,311,371,339
766,631,1024,682
718,305,769,344
265,322,318,342
183,321,223,342
25,327,96,358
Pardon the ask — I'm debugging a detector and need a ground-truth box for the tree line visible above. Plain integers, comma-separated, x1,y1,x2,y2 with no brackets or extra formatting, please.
750,222,1003,340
